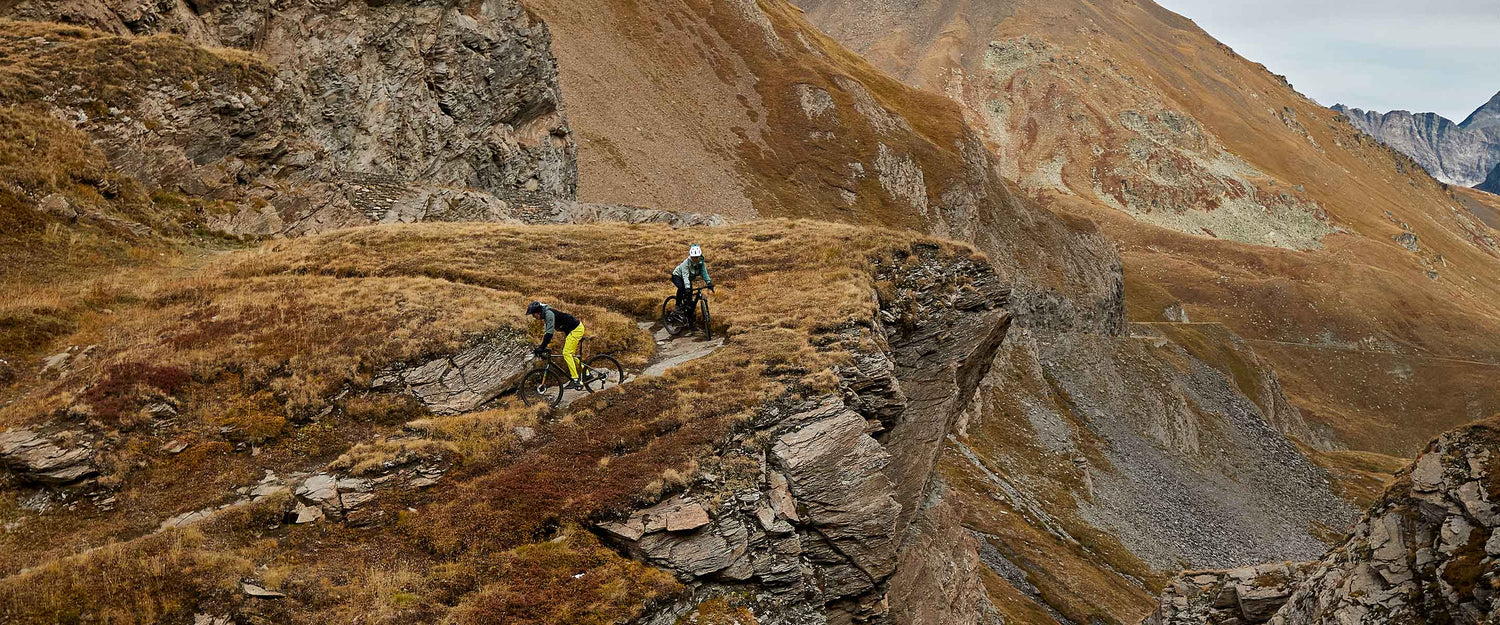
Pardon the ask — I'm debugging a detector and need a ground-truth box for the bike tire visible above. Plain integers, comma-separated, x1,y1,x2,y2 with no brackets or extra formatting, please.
699,299,712,340
585,355,625,392
661,296,689,336
519,367,563,407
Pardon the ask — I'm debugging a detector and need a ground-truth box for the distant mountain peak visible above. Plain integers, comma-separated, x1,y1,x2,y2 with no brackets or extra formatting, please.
1460,90,1500,138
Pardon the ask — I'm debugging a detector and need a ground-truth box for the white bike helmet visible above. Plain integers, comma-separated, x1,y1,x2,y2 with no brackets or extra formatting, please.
688,244,703,258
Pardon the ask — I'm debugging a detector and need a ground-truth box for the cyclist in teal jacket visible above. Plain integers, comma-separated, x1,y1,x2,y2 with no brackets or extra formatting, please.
671,244,713,322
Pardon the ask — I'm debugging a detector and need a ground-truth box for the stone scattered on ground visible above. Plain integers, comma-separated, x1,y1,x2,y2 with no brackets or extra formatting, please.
241,582,285,599
513,426,536,443
293,504,324,524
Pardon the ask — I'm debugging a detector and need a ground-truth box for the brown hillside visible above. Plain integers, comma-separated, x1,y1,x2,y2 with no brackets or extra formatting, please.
520,0,1122,331
793,0,1500,455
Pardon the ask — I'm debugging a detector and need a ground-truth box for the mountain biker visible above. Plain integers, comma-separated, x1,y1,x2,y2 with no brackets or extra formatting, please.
527,301,585,390
671,244,713,322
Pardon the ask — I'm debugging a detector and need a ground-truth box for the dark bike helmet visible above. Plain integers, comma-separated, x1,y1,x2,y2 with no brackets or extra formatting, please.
526,301,545,315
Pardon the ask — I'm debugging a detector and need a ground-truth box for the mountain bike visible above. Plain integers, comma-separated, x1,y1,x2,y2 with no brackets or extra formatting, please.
518,338,625,407
661,286,712,339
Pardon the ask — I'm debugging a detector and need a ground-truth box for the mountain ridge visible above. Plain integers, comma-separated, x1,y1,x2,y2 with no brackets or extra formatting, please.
1332,93,1500,189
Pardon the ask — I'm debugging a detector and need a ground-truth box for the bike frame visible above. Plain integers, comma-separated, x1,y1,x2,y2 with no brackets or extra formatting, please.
676,286,711,312
531,350,596,378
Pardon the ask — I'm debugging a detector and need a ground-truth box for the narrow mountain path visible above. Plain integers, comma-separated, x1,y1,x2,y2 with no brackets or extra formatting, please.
1243,338,1500,368
557,323,724,407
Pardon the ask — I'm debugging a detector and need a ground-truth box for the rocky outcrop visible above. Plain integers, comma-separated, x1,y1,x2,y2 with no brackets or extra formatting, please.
160,442,449,532
548,201,728,228
372,333,531,414
1148,562,1310,625
1333,96,1500,188
0,428,97,486
1147,416,1500,624
2,0,577,237
608,244,1011,624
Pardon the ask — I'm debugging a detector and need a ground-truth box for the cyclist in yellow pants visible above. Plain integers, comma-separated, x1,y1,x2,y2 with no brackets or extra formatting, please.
527,301,585,389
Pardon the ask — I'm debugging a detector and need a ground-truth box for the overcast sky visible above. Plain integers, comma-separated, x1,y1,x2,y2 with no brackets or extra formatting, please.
1155,0,1500,121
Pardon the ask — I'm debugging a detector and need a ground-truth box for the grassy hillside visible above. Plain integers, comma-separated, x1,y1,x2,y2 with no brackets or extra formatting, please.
0,219,994,623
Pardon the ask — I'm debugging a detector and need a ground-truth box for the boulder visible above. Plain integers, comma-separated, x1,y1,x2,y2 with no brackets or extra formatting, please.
665,501,711,532
637,527,736,577
296,474,338,503
293,504,324,524
0,428,97,485
598,518,646,542
379,338,530,414
1147,418,1500,624
1235,585,1291,622
39,352,71,375
38,194,77,221
340,491,376,510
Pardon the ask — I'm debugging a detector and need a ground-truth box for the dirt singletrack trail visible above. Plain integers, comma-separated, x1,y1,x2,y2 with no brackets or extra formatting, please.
555,323,724,408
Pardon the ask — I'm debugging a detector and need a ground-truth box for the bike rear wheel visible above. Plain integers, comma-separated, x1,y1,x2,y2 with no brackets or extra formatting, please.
585,355,625,392
519,367,564,407
661,296,690,336
698,299,712,340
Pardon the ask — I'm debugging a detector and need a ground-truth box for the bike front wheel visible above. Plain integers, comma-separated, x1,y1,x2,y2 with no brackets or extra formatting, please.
519,367,564,407
698,299,712,340
585,355,625,392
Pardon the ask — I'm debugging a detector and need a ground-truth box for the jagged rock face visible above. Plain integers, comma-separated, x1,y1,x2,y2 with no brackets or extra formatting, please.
1148,417,1500,625
1333,98,1500,188
3,0,577,236
607,246,1012,624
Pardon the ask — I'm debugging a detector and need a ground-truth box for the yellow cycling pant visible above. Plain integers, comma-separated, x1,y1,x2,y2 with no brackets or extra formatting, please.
563,323,585,381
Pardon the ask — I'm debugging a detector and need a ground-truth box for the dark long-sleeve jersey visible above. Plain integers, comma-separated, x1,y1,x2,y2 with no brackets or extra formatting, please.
539,306,580,349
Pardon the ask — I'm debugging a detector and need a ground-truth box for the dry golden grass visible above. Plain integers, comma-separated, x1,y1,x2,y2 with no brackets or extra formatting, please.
444,525,682,625
0,22,277,372
0,528,250,625
0,21,270,121
3,274,535,428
